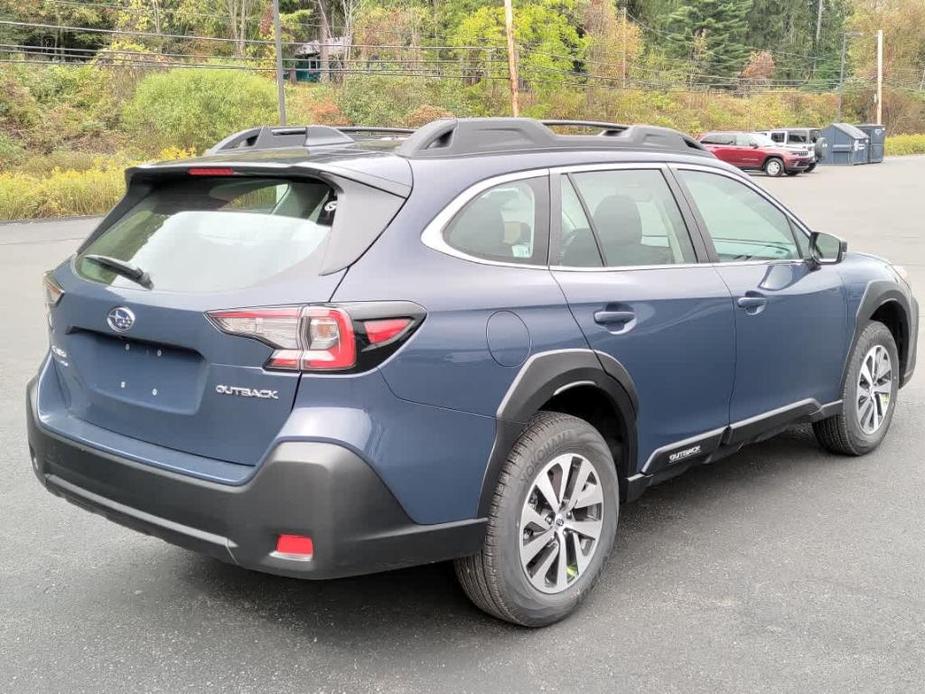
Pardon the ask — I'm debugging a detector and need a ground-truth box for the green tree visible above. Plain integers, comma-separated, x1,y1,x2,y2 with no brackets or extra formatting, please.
449,0,586,92
664,0,752,84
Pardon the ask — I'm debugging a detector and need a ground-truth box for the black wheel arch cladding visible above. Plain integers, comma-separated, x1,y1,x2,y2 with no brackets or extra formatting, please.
477,349,638,517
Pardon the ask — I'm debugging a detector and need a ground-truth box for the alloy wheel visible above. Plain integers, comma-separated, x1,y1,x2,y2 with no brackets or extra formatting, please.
519,453,605,594
856,344,893,434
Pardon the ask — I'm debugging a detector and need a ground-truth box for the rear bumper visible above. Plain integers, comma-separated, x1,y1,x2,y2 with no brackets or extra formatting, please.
27,380,485,579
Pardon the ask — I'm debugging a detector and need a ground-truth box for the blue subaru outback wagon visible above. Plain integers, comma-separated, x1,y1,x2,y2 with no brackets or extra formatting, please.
27,118,917,626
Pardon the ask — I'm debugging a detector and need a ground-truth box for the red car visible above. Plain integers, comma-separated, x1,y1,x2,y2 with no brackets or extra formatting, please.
699,131,814,177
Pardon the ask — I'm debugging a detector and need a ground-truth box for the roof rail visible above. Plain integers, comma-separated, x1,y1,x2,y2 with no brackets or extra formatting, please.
395,117,707,158
338,126,415,137
208,118,707,158
207,124,413,154
540,119,632,135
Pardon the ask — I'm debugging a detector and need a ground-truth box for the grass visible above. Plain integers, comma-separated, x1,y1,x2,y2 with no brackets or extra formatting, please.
0,148,194,221
884,133,925,156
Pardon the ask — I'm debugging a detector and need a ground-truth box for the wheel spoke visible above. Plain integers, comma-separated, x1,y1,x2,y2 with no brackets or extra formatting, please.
859,360,873,388
565,518,602,540
572,482,603,510
876,348,891,380
564,459,594,512
554,535,568,588
570,531,591,575
533,472,560,512
521,528,554,564
873,381,892,395
529,543,558,587
859,399,874,429
521,505,552,532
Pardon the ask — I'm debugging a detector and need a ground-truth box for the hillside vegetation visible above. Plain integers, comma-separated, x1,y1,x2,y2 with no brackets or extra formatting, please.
2,0,925,219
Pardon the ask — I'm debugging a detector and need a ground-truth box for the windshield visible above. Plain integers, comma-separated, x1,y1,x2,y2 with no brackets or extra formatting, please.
76,177,337,292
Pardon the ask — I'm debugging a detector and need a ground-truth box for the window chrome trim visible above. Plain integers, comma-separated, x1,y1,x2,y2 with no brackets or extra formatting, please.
549,262,706,273
420,168,550,269
419,160,814,272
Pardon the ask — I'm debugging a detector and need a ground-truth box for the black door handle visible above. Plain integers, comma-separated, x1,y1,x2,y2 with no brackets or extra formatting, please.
594,309,636,325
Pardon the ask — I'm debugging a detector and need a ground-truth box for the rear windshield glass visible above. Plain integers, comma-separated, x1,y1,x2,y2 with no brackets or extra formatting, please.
76,177,337,292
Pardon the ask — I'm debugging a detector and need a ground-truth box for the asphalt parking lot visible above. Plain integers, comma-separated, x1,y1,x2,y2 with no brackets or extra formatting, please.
2,158,924,693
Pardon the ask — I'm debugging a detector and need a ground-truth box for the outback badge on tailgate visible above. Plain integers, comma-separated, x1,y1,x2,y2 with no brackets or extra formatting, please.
215,385,279,400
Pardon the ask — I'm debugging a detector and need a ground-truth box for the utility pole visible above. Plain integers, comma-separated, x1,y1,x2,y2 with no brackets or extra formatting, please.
272,0,286,125
503,0,520,116
876,28,883,124
837,32,848,121
621,6,627,89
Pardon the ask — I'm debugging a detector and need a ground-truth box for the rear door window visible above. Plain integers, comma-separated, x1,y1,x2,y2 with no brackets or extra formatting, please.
561,169,696,268
77,177,338,292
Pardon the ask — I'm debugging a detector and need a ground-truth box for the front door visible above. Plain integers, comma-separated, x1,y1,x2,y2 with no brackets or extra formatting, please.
673,167,848,426
552,166,736,475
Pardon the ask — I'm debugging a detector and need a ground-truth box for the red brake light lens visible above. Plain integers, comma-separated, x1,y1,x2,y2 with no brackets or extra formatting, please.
364,318,412,344
188,167,236,176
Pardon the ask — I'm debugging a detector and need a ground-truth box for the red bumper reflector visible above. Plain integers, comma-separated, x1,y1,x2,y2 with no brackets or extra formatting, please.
188,167,235,176
275,534,314,558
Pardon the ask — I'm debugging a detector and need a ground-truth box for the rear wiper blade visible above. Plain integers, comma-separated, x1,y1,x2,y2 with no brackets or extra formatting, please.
82,254,153,289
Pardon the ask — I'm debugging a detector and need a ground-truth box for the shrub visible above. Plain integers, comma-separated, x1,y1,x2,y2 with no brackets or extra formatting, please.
885,133,925,156
123,69,277,153
0,164,125,220
403,104,454,127
287,85,349,125
0,133,25,170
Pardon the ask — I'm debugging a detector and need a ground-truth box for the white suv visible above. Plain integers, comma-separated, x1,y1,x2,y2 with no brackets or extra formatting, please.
757,128,827,172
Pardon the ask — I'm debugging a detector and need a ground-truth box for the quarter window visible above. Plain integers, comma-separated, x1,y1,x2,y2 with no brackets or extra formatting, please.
443,178,548,264
559,169,696,268
678,170,801,262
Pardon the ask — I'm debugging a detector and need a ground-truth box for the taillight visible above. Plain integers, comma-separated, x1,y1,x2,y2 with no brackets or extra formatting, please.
43,272,64,308
188,167,236,176
207,304,422,373
363,318,412,345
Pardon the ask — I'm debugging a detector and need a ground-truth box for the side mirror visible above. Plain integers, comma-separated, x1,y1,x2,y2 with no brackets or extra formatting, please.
810,231,847,266
750,143,759,149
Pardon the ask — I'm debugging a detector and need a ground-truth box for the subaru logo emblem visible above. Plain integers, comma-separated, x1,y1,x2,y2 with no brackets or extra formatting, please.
107,306,135,333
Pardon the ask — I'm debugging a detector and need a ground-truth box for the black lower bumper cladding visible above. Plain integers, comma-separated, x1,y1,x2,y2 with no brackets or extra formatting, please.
27,384,485,580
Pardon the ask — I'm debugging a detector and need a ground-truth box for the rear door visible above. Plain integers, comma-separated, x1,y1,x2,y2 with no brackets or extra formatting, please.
48,172,404,466
735,133,763,168
673,166,847,424
552,164,735,474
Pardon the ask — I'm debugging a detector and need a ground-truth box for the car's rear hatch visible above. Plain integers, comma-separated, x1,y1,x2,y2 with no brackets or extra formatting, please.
46,161,408,467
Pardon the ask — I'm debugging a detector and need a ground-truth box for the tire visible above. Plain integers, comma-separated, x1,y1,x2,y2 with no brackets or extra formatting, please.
813,321,899,455
806,163,817,172
455,411,619,627
764,157,785,177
